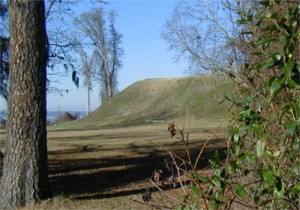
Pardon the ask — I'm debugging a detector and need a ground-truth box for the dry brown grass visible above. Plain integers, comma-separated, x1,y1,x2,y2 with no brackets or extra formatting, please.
0,121,227,209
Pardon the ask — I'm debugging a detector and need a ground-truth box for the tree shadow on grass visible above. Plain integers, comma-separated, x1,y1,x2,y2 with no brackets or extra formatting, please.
48,138,226,200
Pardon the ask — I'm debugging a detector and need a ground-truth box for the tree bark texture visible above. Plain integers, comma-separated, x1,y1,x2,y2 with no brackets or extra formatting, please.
0,0,50,208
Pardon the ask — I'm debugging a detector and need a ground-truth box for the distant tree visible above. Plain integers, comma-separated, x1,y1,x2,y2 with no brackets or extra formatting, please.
44,0,106,93
74,8,123,104
107,11,123,97
45,0,82,92
79,49,94,115
0,0,51,208
0,0,105,101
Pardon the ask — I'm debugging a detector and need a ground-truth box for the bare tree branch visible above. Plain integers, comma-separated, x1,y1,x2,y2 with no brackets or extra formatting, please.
74,8,123,104
162,0,246,74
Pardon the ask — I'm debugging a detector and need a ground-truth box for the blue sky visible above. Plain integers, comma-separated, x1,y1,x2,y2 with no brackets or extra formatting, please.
0,0,187,112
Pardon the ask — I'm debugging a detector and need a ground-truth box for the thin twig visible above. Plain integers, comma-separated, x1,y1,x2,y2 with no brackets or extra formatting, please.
168,152,188,195
167,151,190,167
194,126,222,169
149,179,195,209
45,0,57,20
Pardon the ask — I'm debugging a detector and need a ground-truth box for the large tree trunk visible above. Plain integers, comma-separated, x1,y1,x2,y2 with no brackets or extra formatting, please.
0,0,51,209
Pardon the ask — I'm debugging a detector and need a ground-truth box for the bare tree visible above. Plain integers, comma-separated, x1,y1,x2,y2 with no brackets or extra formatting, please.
0,0,51,208
0,0,105,101
79,49,95,115
162,0,247,75
45,0,87,92
74,8,122,104
107,11,123,96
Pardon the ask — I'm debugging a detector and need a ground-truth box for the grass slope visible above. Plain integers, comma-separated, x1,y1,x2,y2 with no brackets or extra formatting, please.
61,75,232,129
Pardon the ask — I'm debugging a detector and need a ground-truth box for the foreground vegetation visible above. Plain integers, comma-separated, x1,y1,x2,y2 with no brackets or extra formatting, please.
177,1,300,209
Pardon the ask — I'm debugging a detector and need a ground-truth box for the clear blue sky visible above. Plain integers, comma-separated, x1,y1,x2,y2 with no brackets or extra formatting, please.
0,0,187,112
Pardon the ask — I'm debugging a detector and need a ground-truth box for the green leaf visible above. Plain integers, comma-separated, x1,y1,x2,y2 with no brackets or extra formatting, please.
262,80,271,94
229,161,237,175
237,18,248,24
261,59,274,70
177,204,189,210
247,13,253,22
296,63,300,72
289,183,300,195
292,141,300,151
213,150,220,162
265,24,278,32
287,79,299,89
281,63,293,78
240,125,251,130
262,151,273,158
237,154,246,164
208,197,218,206
191,183,199,198
256,139,265,157
263,12,272,18
251,123,262,137
262,171,275,187
233,184,246,199
273,168,281,177
233,133,240,143
211,177,222,190
292,161,300,175
272,150,280,157
214,168,222,177
235,145,241,156
196,175,209,183
245,152,255,163
257,36,274,49
269,78,284,102
290,103,300,119
285,121,297,135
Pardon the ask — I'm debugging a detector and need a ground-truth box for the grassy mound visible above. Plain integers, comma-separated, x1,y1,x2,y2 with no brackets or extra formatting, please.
59,75,232,129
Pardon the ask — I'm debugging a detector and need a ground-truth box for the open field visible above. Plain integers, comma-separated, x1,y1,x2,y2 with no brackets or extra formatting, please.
0,119,228,209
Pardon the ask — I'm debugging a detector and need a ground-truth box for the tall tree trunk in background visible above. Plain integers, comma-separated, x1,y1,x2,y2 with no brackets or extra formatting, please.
79,49,93,115
0,0,51,208
87,85,90,115
101,45,111,103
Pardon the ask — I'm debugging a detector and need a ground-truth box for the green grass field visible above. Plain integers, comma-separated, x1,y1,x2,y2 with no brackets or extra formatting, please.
0,75,233,209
